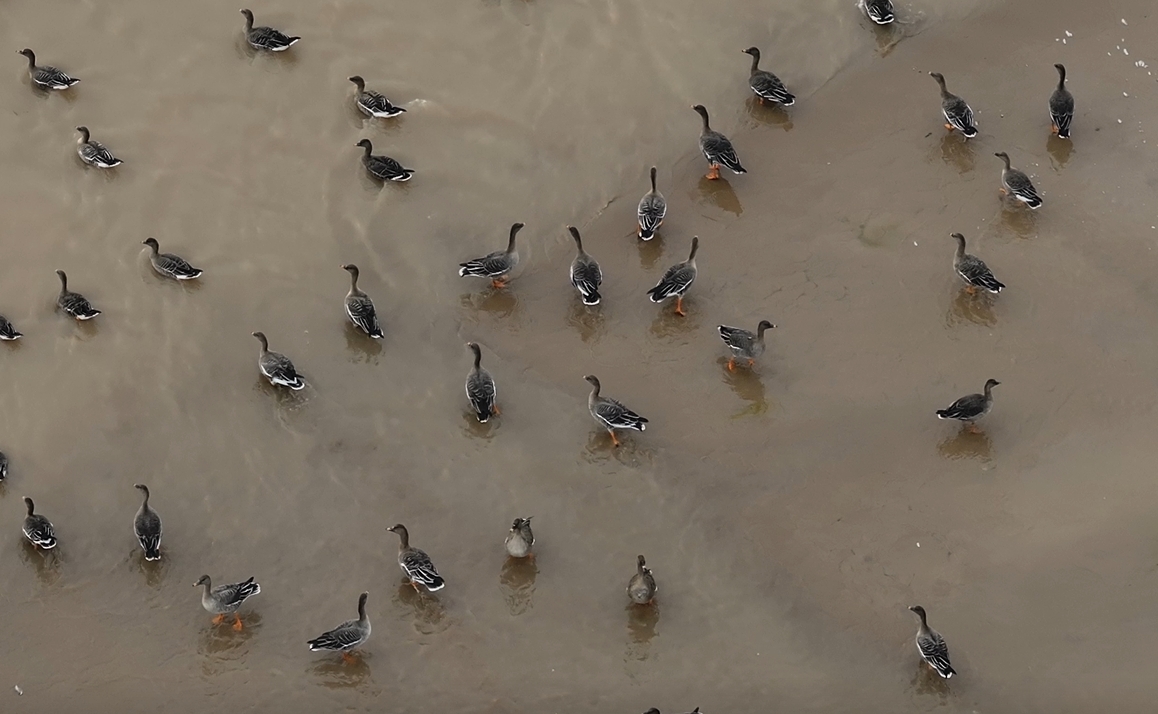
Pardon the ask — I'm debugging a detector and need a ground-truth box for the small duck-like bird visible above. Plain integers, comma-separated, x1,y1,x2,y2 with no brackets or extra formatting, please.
458,222,523,288
637,167,666,241
647,236,699,316
568,226,603,306
742,47,795,106
0,314,22,340
858,0,895,24
388,524,445,592
909,605,956,678
354,138,414,182
465,342,498,423
133,484,162,562
718,320,775,371
240,9,299,51
584,375,648,447
75,126,123,168
504,517,534,558
627,554,657,605
950,233,1004,294
929,73,977,139
1049,64,1074,139
17,49,79,89
341,264,382,338
308,592,371,660
22,497,57,550
143,238,202,280
55,270,101,320
692,105,745,180
348,76,406,118
994,152,1042,209
251,331,306,390
194,574,261,630
936,378,999,432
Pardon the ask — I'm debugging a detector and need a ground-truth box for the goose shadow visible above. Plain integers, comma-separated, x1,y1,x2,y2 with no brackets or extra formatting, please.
718,358,769,417
636,232,666,270
945,287,997,327
937,426,993,460
20,541,63,585
649,301,701,340
566,299,606,343
343,321,384,362
393,580,449,634
936,132,975,174
198,611,264,658
499,556,539,616
695,176,743,216
871,21,905,56
909,661,953,698
744,97,793,131
130,548,168,588
1046,135,1074,169
625,601,660,661
308,652,374,689
998,203,1039,239
461,408,500,440
582,430,655,467
459,287,522,320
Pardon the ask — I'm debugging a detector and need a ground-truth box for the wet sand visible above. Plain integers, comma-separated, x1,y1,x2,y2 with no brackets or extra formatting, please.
2,0,1158,711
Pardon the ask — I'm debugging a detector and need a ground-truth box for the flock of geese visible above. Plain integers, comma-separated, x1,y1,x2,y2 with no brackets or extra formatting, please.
3,0,1081,707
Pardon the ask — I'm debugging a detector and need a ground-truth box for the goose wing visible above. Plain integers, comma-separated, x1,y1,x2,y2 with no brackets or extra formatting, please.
345,294,382,337
260,351,305,389
308,619,368,651
647,263,696,302
593,397,648,432
213,577,261,609
957,255,1004,293
750,71,795,105
58,291,100,319
466,368,497,422
400,547,444,590
700,131,746,173
23,515,57,548
154,252,201,279
570,256,603,305
34,66,78,89
637,194,667,239
942,96,977,136
134,508,162,560
717,325,756,355
459,250,514,278
917,631,956,678
250,26,298,50
936,393,985,420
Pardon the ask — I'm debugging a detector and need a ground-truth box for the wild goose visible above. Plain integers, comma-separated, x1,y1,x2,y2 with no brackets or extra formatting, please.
17,49,79,89
0,451,7,481
909,605,956,678
75,127,123,169
22,497,57,550
308,592,371,659
647,236,699,316
636,167,666,241
251,331,306,390
718,320,775,370
240,9,299,51
0,314,22,340
354,139,414,182
1049,64,1074,139
55,270,101,320
929,73,977,139
465,342,498,423
627,554,657,605
348,76,406,118
341,264,382,338
584,375,648,447
858,0,895,24
568,226,603,306
742,47,795,106
936,379,1000,432
692,105,745,179
995,152,1042,209
388,524,445,592
458,222,523,288
143,238,202,280
950,233,1004,294
194,575,261,629
505,517,534,558
132,484,162,561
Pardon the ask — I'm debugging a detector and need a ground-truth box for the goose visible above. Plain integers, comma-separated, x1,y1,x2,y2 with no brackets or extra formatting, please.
692,105,745,179
458,222,523,288
909,605,956,678
388,524,445,592
75,127,123,168
308,592,371,660
647,236,699,316
936,379,999,432
950,233,1004,294
627,555,657,605
858,0,895,24
143,238,202,280
132,484,162,562
251,331,305,390
55,270,100,320
17,49,79,89
584,375,648,447
995,152,1042,209
505,517,534,558
742,47,795,106
637,167,666,241
718,320,775,370
568,226,602,306
22,497,57,550
0,314,22,340
194,575,261,630
1049,64,1074,139
354,139,413,182
348,76,406,118
465,342,498,423
929,73,977,139
240,9,299,51
341,264,382,338
0,451,7,481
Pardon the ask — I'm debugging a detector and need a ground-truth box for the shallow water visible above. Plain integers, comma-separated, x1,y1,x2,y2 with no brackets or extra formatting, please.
2,0,1158,711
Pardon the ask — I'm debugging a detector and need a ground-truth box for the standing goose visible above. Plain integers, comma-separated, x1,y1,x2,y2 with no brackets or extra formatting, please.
465,342,498,422
504,517,534,558
251,331,306,390
143,238,202,280
692,105,745,179
354,139,414,182
22,497,57,550
75,127,123,168
909,605,956,678
929,73,977,139
994,152,1043,209
55,270,100,320
647,236,699,316
1049,64,1074,139
950,233,1004,294
341,264,382,338
584,375,648,447
458,222,523,288
627,555,657,605
742,47,795,106
194,575,261,630
568,226,603,306
858,0,895,24
17,49,79,89
133,484,162,561
240,9,299,51
0,314,22,340
348,76,406,118
388,524,445,592
936,378,1000,431
718,320,775,371
636,167,666,241
308,592,371,659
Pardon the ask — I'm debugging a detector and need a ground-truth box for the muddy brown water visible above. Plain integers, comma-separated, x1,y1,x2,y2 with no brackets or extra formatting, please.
2,0,1158,711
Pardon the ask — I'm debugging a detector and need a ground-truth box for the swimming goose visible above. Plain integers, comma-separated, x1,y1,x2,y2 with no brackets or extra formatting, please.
465,342,498,422
637,167,666,241
950,233,1003,294
584,375,648,447
194,575,261,629
909,605,956,678
627,554,657,605
388,524,445,592
143,238,202,280
348,76,406,118
354,139,413,182
568,226,603,306
22,497,57,550
251,331,305,390
936,379,999,431
458,222,523,288
17,49,79,89
341,264,382,338
240,9,299,51
308,592,371,658
75,127,123,168
505,517,534,558
0,314,22,340
55,270,100,320
718,320,775,370
692,105,745,179
133,484,162,562
994,152,1042,209
929,73,977,139
0,452,7,481
742,47,795,106
1049,64,1074,139
858,0,895,24
647,236,699,316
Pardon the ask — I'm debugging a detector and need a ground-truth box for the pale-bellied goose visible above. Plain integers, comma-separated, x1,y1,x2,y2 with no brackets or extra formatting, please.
692,105,745,179
240,9,299,51
568,226,602,306
341,264,382,338
388,524,445,592
909,605,956,678
143,238,202,280
458,222,522,288
584,375,648,447
17,49,79,89
348,76,406,118
251,331,305,390
718,320,775,370
505,517,534,558
647,236,698,316
637,167,667,241
308,592,371,659
22,497,57,550
133,484,162,561
627,554,657,604
355,139,413,182
195,574,261,629
55,270,100,320
465,342,498,423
